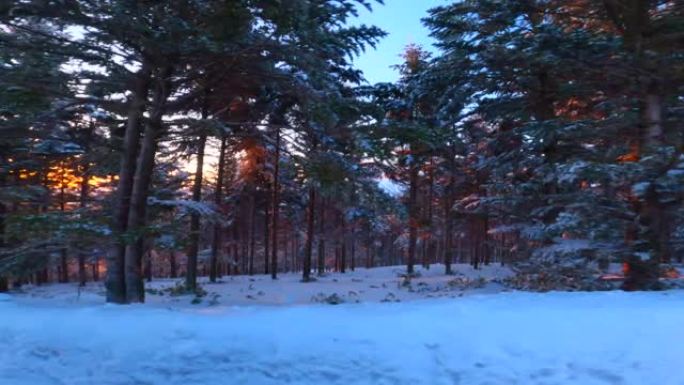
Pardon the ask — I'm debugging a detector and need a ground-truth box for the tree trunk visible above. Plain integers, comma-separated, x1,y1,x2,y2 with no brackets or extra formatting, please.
407,161,419,274
350,236,355,271
340,238,346,273
339,213,346,273
145,250,152,282
271,128,280,279
292,233,298,272
444,202,453,275
263,185,270,275
303,186,315,281
317,196,326,275
78,161,90,287
232,225,239,275
169,250,177,278
0,191,7,291
92,257,99,281
210,136,227,282
123,66,172,303
108,63,151,304
0,188,6,292
248,187,256,276
77,253,86,286
425,157,435,269
444,150,455,275
59,249,69,283
186,131,207,290
366,239,373,269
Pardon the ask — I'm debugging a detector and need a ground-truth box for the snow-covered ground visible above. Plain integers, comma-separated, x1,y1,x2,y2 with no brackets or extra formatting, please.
11,264,513,308
2,266,684,385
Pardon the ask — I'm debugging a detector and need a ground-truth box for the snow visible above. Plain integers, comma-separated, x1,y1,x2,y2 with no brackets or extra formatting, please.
2,267,684,385
377,177,404,197
1,289,683,385
10,264,513,308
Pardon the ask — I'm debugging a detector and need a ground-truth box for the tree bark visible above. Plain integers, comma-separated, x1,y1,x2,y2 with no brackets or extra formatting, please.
78,160,90,287
186,124,207,290
340,237,346,273
317,196,326,275
350,235,355,271
407,161,419,274
123,66,172,303
232,225,239,275
169,250,177,278
263,185,270,275
303,186,315,281
425,157,435,269
366,240,373,269
0,191,6,291
145,250,152,282
92,257,99,281
248,189,256,275
0,170,6,291
210,136,227,282
108,63,151,304
444,149,455,275
270,128,280,279
443,196,454,275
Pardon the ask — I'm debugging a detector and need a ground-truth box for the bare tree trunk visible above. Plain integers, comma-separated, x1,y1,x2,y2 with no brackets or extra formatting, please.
186,131,207,291
483,215,490,266
263,185,270,275
0,178,6,291
317,196,326,275
58,161,69,284
0,193,6,291
271,128,280,279
292,233,298,272
0,201,9,293
124,66,172,304
92,257,99,281
59,249,69,283
366,240,372,269
303,186,315,281
145,250,152,282
169,250,177,278
425,157,435,269
407,161,419,274
339,213,346,273
210,136,227,282
350,235,355,271
340,238,346,273
232,225,239,275
77,160,90,287
248,189,256,276
444,204,453,275
444,150,455,275
108,63,151,304
241,213,249,274
641,90,671,262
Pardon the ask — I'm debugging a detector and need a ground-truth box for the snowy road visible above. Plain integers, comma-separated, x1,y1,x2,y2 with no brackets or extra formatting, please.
1,291,683,385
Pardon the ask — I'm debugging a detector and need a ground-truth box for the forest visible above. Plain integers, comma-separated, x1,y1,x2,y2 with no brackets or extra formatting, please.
1,1,683,302
1,1,684,384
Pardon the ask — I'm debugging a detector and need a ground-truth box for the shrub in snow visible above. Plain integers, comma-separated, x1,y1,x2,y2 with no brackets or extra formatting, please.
505,240,617,292
447,277,487,291
310,293,345,305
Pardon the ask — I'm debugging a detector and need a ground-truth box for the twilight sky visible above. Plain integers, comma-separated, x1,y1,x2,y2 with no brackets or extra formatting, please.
351,0,450,85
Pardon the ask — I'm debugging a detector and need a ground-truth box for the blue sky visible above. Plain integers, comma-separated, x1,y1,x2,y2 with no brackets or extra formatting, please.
352,0,449,85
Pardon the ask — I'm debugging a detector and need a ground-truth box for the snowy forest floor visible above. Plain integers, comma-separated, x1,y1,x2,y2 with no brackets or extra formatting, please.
10,264,514,308
2,265,684,385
